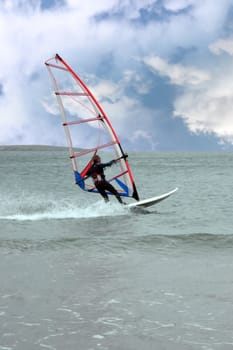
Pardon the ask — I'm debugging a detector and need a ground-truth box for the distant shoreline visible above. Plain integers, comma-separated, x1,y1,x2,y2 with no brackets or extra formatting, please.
0,145,67,151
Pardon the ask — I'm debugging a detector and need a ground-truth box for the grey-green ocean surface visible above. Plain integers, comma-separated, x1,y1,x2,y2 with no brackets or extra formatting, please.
0,147,233,350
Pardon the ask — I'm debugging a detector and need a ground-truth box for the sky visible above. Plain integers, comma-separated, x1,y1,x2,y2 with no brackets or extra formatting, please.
1,0,233,151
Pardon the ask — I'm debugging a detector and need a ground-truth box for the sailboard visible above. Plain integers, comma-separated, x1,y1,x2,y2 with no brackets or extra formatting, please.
45,54,177,208
127,188,178,209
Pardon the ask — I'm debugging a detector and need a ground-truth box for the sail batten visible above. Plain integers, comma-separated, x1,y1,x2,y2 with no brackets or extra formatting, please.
71,141,117,159
45,62,68,71
45,54,140,201
63,116,102,126
55,91,89,96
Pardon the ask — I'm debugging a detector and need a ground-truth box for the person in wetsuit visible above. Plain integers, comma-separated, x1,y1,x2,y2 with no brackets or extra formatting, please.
85,155,124,204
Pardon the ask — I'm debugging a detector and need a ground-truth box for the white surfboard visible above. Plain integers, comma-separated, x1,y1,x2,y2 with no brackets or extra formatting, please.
127,188,178,209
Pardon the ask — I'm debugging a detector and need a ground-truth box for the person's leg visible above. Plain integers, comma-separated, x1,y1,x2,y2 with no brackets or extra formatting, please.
96,183,109,202
104,182,124,204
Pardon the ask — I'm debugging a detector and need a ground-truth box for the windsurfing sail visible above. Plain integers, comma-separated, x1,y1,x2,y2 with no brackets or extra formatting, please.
45,54,139,201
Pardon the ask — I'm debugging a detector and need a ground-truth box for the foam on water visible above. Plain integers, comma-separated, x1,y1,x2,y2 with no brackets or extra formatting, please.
0,195,127,221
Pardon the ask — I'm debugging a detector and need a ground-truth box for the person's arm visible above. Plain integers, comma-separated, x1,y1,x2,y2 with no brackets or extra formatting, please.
100,160,116,168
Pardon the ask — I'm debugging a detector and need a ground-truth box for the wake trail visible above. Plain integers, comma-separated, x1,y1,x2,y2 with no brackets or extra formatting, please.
0,199,127,221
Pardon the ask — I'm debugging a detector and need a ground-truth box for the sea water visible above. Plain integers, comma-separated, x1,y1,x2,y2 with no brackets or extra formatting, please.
0,147,233,350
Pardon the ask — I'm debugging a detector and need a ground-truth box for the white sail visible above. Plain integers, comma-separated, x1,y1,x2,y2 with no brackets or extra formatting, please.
45,54,139,200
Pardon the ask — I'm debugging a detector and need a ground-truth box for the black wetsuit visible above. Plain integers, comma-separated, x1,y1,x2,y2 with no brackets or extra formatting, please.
86,160,123,203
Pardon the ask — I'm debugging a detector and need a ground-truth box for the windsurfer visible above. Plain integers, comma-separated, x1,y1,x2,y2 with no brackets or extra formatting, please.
85,155,125,204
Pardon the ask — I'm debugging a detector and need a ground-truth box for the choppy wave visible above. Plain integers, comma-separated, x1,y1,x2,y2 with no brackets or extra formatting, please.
1,232,233,254
131,232,233,249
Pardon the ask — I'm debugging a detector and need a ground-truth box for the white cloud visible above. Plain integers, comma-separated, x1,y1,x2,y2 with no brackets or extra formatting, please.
131,130,158,149
122,70,152,94
143,56,210,86
143,52,233,146
88,76,156,149
163,0,195,12
174,71,233,144
209,38,233,56
90,80,119,102
1,0,233,149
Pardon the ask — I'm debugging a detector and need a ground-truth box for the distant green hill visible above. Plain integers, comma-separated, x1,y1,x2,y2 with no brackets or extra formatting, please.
0,145,67,151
